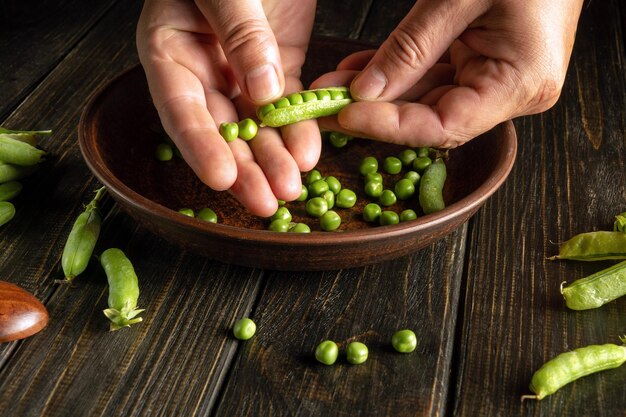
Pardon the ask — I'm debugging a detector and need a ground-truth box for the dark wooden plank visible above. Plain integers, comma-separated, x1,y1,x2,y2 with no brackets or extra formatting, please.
214,228,466,417
358,0,414,45
313,0,374,40
0,208,263,417
453,0,626,415
0,0,119,120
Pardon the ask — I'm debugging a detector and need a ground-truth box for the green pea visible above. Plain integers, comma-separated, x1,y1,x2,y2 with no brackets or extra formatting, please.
256,103,275,120
277,199,286,206
346,342,368,365
305,169,323,186
320,210,341,231
301,91,317,102
394,178,415,200
549,231,626,260
0,201,16,227
274,97,291,108
315,340,339,365
400,209,418,222
359,156,378,176
197,207,218,223
268,218,290,232
383,156,403,175
296,184,309,201
287,92,304,105
0,135,46,166
330,89,346,100
219,122,238,142
289,223,311,233
61,187,106,283
560,259,626,310
364,172,383,183
379,189,397,207
259,87,352,127
522,339,626,401
325,176,342,194
364,180,383,198
315,89,331,101
412,156,432,172
335,189,357,208
398,149,417,167
237,118,258,141
418,158,446,214
0,181,23,202
403,171,420,185
328,132,352,148
363,203,382,223
416,147,431,157
154,143,173,161
271,206,292,223
101,248,144,331
321,190,335,209
308,179,329,198
306,197,329,218
178,208,194,217
379,210,400,226
392,329,417,353
0,162,37,183
232,317,256,340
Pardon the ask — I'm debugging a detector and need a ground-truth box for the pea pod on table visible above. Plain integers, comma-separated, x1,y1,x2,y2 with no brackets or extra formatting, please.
0,135,47,166
0,127,51,147
0,162,38,183
560,259,626,310
60,187,106,283
522,337,626,400
0,201,16,227
101,248,144,331
0,181,23,202
549,231,626,261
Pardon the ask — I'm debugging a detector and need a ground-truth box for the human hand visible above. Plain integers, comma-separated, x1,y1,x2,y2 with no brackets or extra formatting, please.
313,0,584,148
137,0,318,216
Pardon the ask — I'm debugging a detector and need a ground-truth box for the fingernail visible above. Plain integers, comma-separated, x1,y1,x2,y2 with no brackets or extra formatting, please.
352,66,387,100
246,64,280,102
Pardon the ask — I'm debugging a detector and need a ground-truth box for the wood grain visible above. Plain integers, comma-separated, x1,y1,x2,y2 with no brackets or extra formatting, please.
452,1,626,416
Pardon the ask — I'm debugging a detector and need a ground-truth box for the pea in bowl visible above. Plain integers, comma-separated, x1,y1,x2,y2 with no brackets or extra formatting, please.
78,38,517,271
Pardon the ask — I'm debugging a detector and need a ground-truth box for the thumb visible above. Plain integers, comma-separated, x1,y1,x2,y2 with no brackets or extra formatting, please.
196,0,284,104
350,0,485,101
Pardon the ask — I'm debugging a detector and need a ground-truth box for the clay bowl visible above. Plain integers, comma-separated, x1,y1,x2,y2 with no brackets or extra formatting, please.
78,37,517,271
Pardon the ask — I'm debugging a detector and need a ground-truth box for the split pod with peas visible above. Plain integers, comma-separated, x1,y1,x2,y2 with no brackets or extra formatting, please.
101,248,144,331
256,87,353,127
60,187,106,284
522,337,626,400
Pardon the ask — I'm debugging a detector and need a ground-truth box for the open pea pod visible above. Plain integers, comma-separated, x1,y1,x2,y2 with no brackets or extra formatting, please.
549,231,626,261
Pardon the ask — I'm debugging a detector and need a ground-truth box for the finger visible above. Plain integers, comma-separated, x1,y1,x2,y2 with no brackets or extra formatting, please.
336,50,376,71
144,60,237,191
350,0,487,101
195,0,284,104
310,70,357,90
337,81,517,148
228,139,279,217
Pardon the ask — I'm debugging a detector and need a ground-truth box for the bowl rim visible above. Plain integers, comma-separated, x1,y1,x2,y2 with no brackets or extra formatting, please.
79,64,517,247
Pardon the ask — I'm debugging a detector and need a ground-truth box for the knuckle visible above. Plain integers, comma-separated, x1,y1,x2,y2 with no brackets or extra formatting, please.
385,25,431,71
221,18,272,59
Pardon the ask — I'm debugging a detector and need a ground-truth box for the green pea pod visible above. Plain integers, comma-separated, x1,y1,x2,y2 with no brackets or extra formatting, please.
0,135,47,166
0,127,51,147
561,259,626,310
0,181,22,202
522,338,626,400
101,248,144,331
418,158,447,214
549,231,626,261
614,212,626,233
0,201,16,227
257,87,352,127
60,187,106,283
0,162,38,182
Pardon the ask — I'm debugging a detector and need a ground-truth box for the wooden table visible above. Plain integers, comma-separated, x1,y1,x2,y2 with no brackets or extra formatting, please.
1,1,624,416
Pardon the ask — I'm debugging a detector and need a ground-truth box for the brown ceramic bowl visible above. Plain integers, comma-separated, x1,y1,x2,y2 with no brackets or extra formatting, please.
79,37,517,271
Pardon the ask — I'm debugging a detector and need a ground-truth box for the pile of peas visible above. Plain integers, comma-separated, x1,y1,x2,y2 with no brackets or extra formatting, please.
0,127,50,227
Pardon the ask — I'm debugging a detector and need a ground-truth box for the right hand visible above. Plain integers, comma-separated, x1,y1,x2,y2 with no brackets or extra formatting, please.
137,0,318,216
